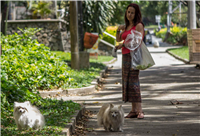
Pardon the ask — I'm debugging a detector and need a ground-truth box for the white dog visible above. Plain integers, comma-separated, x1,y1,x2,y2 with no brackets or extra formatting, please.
97,103,124,132
13,101,45,130
153,40,160,48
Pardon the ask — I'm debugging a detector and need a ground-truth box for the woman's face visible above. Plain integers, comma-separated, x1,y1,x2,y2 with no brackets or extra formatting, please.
126,7,135,22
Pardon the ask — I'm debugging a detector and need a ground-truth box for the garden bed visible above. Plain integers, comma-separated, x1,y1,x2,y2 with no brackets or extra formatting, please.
0,28,114,135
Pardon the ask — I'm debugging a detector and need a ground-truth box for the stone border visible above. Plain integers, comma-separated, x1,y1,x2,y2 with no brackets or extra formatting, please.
102,58,117,65
6,19,67,24
38,66,108,97
37,64,109,136
166,50,190,64
61,106,86,136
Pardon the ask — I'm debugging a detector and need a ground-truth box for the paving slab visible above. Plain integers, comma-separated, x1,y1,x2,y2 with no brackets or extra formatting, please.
58,42,200,136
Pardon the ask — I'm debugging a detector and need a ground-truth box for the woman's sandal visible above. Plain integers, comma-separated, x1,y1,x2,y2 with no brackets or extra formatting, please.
137,112,144,119
125,111,138,118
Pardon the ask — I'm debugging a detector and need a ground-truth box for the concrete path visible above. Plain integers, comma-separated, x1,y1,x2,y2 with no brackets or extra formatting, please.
58,38,200,136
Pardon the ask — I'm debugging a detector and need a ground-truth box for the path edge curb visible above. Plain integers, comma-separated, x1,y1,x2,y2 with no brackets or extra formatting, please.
61,106,86,136
38,66,109,97
166,50,190,64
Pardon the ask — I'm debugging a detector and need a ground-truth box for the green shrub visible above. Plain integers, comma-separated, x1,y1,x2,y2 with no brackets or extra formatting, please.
1,28,105,91
1,28,81,135
155,27,187,45
168,27,187,44
102,26,117,45
1,27,110,135
1,29,70,91
155,28,167,40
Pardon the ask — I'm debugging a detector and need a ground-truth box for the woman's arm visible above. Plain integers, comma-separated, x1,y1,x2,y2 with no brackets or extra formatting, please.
116,25,125,42
115,43,124,50
135,23,144,37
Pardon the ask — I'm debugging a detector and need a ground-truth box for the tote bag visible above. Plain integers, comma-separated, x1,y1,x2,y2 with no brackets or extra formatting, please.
130,41,155,70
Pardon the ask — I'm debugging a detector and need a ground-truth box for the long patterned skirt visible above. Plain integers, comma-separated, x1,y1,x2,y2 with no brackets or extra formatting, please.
122,53,141,103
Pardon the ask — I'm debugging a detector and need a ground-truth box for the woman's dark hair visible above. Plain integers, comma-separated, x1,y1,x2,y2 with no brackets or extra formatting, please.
124,3,143,29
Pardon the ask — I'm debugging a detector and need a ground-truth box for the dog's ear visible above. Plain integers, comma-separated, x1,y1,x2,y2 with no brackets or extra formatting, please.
14,102,19,107
118,105,122,109
110,104,114,108
24,101,31,106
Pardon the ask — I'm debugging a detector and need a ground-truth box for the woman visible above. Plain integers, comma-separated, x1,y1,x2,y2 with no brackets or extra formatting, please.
115,3,144,119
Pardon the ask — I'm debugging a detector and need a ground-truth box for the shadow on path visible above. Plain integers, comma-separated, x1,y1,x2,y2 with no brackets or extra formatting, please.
83,65,200,136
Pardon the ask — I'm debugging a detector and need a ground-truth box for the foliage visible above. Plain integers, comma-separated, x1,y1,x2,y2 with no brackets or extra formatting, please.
53,51,114,63
1,27,114,135
31,1,52,18
102,26,117,45
167,46,189,60
171,5,188,27
109,1,134,25
1,28,81,132
1,28,70,91
1,94,81,135
138,1,189,27
145,25,159,29
1,27,107,91
167,26,187,44
64,1,116,35
52,51,71,61
90,56,114,63
83,1,116,34
155,26,187,45
155,27,167,40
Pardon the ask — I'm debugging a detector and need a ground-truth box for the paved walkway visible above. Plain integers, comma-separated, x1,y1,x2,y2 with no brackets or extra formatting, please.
59,40,200,136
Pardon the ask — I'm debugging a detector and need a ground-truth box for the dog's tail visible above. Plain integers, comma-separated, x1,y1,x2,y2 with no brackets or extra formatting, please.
97,112,103,126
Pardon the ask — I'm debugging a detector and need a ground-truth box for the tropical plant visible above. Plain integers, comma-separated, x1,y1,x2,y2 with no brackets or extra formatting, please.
109,1,138,25
155,26,187,45
101,26,118,45
63,1,116,35
31,1,52,19
82,1,116,34
1,27,107,92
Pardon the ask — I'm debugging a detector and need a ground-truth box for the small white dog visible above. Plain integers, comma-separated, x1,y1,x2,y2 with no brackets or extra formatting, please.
97,103,124,132
13,101,45,130
153,40,160,48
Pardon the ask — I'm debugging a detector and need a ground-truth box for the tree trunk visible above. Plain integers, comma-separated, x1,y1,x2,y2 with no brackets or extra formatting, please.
70,1,79,70
5,1,10,35
1,1,7,35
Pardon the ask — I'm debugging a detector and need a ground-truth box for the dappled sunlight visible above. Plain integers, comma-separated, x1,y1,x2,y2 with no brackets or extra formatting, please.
82,64,200,135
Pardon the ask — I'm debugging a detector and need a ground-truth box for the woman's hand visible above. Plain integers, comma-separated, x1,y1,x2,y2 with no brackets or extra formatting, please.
116,25,125,42
117,25,125,31
115,43,124,51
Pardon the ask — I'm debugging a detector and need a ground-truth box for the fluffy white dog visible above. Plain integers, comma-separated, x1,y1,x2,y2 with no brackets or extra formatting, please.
97,103,124,132
13,101,45,130
153,40,160,48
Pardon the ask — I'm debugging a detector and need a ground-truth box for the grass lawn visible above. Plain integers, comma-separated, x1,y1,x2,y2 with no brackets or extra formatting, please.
90,55,114,63
52,51,114,63
167,46,189,60
145,25,159,29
